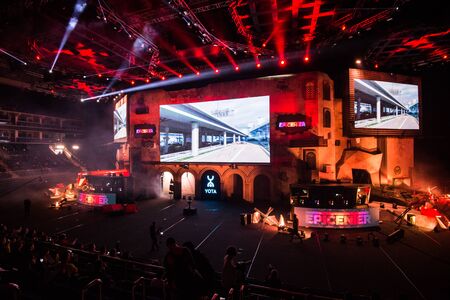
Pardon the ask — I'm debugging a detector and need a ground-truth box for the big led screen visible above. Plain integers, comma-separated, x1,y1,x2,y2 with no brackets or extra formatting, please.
160,96,270,163
354,79,419,130
113,95,127,142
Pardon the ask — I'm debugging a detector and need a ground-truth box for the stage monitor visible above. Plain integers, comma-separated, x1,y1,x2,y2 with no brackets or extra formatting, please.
160,96,270,163
346,69,421,136
113,95,127,142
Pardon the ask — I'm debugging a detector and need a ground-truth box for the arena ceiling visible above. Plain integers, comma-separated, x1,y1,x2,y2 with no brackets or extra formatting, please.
0,0,448,99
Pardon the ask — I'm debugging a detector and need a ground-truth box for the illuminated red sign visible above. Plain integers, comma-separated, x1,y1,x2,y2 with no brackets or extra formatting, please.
278,121,307,128
79,193,116,206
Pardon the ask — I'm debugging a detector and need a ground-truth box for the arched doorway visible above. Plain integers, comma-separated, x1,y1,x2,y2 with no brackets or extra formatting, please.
231,174,243,200
253,174,271,204
160,171,174,198
181,172,195,198
200,170,221,200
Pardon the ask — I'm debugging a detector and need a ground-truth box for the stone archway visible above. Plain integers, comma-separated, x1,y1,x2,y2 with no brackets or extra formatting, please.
180,171,196,199
160,171,174,198
253,174,271,204
230,174,244,200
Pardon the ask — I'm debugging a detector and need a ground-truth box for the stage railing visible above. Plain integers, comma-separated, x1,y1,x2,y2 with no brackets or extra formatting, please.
81,278,102,300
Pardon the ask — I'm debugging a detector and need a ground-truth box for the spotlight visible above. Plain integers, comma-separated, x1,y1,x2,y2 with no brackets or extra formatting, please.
355,59,362,65
145,78,150,83
256,63,261,68
262,43,266,47
341,25,346,31
444,55,448,59
97,73,102,78
178,74,183,78
196,71,200,76
83,75,86,78
280,59,286,66
161,76,166,80
375,63,379,69
214,69,219,73
234,66,239,71
304,56,310,62
36,55,41,60
131,80,135,85
49,70,53,74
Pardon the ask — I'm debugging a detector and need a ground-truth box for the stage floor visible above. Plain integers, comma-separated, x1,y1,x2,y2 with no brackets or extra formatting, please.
0,174,449,299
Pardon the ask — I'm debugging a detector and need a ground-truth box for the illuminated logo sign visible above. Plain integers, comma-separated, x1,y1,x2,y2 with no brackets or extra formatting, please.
278,121,306,128
136,128,154,134
134,124,156,138
276,114,310,133
79,193,116,206
305,211,371,226
295,207,379,228
201,171,220,199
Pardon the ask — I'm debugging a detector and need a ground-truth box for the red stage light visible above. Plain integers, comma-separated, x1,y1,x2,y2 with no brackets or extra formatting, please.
131,80,135,85
355,59,362,64
178,74,183,78
145,78,150,83
375,64,379,69
215,69,219,73
235,66,239,71
98,73,102,78
280,59,286,66
196,71,200,76
161,76,166,80
341,25,346,31
256,63,261,68
444,55,448,59
304,56,310,62
262,43,266,48
36,55,41,60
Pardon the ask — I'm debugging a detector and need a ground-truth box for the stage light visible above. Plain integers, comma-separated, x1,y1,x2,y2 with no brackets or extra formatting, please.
214,69,219,73
256,63,261,68
97,73,102,78
145,78,150,83
161,76,166,80
131,80,135,85
0,48,28,65
196,71,200,76
55,144,65,150
49,0,87,73
178,74,183,78
304,56,310,62
235,66,239,71
49,70,53,73
341,25,346,31
375,64,379,69
36,55,41,60
72,145,80,150
83,75,86,78
355,59,362,65
262,43,266,47
444,55,448,59
280,59,286,66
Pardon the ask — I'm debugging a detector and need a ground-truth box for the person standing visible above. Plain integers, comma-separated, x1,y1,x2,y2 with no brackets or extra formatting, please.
290,213,301,242
150,222,159,251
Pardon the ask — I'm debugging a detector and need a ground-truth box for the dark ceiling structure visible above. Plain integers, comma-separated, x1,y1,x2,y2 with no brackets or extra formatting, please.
0,0,448,99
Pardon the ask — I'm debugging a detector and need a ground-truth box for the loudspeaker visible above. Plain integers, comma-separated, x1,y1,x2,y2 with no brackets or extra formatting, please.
135,106,149,114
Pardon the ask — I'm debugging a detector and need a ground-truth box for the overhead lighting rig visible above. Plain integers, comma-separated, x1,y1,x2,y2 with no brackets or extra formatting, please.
167,0,232,51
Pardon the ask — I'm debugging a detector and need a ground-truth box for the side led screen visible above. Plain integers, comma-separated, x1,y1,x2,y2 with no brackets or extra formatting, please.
346,69,421,136
113,95,127,142
354,79,419,130
160,96,270,163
